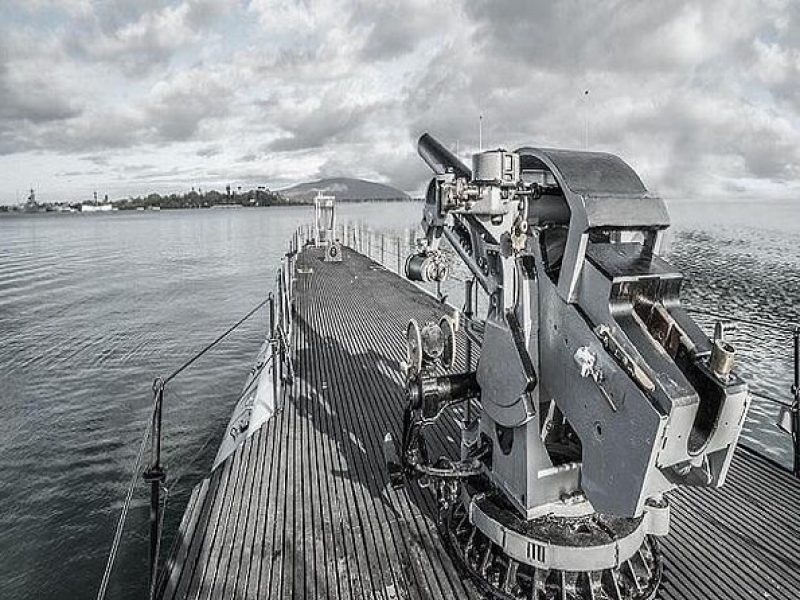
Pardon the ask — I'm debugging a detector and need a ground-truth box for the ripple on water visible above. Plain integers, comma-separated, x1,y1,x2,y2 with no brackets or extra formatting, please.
1,202,798,600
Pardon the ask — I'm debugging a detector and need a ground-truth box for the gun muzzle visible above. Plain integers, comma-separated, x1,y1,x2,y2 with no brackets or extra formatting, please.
418,133,472,179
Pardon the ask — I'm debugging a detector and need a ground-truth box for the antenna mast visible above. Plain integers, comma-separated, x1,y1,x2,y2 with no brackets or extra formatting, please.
584,89,590,150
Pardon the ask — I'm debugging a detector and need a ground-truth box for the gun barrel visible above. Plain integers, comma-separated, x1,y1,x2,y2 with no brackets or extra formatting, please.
418,133,472,179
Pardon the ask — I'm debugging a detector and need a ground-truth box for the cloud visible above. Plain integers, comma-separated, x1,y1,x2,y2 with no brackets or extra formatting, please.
196,144,221,157
350,1,455,62
0,36,83,125
0,64,233,156
398,0,800,196
264,89,379,151
145,68,231,140
64,0,235,76
0,0,799,202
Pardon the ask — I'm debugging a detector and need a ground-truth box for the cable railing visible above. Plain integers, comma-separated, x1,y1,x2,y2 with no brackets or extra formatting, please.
96,220,800,600
95,225,306,600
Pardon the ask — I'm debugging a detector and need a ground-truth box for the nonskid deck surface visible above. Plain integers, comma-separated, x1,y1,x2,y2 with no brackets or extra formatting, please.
158,246,800,600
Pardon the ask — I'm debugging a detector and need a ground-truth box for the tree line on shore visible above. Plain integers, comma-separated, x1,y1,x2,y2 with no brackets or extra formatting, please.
122,187,285,209
1,186,415,212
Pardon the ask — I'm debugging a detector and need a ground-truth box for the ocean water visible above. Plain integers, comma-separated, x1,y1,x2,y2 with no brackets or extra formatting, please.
0,199,797,599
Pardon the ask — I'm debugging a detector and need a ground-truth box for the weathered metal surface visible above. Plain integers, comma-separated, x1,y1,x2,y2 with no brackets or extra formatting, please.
158,246,799,600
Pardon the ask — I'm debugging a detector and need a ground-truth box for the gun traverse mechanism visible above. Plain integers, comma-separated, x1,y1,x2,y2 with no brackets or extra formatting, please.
391,133,750,600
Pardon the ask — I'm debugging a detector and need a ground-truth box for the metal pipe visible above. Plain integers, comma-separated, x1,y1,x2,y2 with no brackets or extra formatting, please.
441,227,491,292
464,279,474,423
418,133,472,179
793,326,800,477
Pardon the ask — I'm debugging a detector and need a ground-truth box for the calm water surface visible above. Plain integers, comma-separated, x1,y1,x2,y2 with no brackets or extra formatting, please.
0,200,797,599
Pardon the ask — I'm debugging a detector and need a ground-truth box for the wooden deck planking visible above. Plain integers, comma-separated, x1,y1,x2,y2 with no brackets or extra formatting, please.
159,245,800,600
313,279,421,600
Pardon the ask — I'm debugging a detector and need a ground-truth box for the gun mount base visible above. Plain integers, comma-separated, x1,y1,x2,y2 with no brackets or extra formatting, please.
440,487,663,600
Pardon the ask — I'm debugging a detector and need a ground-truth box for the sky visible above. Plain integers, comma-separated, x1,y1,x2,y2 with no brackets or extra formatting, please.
0,0,798,204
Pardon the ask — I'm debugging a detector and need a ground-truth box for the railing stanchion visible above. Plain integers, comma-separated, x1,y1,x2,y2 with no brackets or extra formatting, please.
397,237,401,273
143,378,166,596
792,326,800,477
270,293,278,403
381,233,385,264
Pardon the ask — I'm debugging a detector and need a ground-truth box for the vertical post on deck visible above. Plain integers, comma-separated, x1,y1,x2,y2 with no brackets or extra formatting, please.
269,293,278,403
792,326,800,477
381,233,385,264
143,378,166,596
397,237,401,273
463,278,474,423
278,272,286,383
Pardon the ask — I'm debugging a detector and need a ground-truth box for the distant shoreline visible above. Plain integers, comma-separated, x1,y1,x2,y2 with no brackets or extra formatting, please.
0,197,423,216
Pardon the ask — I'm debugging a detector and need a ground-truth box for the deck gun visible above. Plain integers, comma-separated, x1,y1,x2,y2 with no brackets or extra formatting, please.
389,133,750,600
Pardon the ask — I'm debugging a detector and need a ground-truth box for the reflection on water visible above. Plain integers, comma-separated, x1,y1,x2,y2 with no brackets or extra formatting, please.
0,198,797,599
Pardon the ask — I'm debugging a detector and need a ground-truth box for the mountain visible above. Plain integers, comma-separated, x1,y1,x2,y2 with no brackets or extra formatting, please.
278,177,410,203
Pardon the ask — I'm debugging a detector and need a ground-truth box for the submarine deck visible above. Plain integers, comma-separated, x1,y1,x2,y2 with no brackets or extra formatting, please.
158,245,800,600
